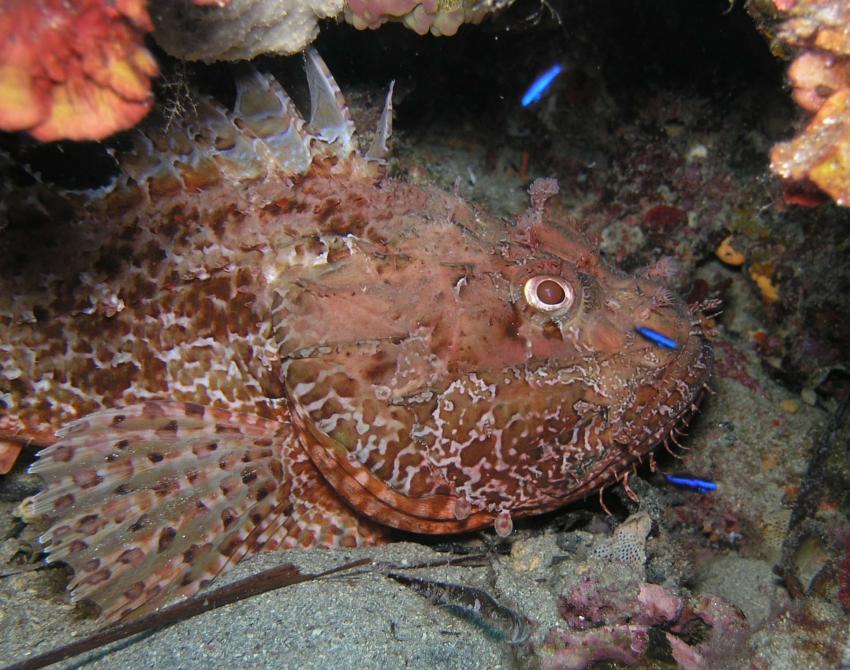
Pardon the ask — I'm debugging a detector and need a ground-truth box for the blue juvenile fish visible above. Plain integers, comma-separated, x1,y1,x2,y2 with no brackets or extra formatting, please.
521,64,564,107
664,474,717,493
635,326,678,350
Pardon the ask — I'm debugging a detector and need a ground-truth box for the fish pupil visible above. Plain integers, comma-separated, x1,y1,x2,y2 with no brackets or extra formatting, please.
537,279,566,305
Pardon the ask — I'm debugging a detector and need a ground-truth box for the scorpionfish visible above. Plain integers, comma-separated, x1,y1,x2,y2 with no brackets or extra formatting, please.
0,50,712,622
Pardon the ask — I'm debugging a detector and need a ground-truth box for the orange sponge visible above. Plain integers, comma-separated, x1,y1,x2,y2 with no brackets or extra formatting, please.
0,0,158,142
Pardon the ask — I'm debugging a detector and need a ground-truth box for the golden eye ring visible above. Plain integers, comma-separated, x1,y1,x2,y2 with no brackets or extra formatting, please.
523,275,574,313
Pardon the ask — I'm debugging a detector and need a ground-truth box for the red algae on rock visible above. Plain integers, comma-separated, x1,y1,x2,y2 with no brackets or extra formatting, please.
538,528,749,670
0,0,158,141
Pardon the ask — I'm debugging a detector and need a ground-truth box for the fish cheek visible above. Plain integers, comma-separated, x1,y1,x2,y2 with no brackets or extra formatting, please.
578,314,627,354
285,350,447,497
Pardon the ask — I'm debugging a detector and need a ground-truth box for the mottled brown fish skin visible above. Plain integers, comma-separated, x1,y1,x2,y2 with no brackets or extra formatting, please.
2,56,711,621
5,157,710,530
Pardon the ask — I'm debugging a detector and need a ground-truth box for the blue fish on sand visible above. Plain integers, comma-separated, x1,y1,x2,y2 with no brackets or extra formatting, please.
665,474,717,493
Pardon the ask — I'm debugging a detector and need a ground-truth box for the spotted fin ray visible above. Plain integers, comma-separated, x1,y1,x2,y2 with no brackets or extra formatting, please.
22,401,386,622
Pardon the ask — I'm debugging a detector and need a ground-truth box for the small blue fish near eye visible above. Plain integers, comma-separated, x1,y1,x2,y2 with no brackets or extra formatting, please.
665,474,717,493
521,64,564,107
635,326,678,350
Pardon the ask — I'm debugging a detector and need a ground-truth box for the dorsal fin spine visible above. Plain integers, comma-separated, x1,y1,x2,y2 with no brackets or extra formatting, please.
230,67,313,177
113,49,377,194
303,47,358,157
366,80,395,164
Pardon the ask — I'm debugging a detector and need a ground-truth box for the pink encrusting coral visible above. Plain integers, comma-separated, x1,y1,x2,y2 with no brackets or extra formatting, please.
787,51,850,114
151,0,514,63
750,0,850,206
344,0,492,36
771,86,850,207
0,0,158,141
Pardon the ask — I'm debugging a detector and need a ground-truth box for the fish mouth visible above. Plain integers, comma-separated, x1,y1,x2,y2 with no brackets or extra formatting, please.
499,326,713,517
546,330,714,508
295,321,713,534
616,332,713,454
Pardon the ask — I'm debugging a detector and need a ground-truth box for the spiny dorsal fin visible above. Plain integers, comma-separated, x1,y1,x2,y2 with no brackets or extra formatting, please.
304,47,358,157
366,80,395,164
115,67,314,192
231,68,313,176
112,95,233,194
113,50,385,197
118,130,172,187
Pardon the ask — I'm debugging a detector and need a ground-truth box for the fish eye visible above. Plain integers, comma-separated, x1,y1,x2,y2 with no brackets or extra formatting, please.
523,275,574,312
